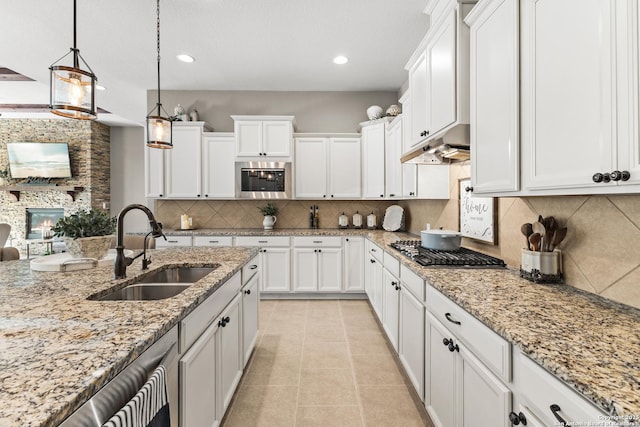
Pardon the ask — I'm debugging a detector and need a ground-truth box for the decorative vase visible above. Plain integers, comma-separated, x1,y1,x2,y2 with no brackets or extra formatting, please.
189,109,199,122
262,215,277,230
63,235,114,260
366,105,383,120
520,249,563,283
386,104,401,116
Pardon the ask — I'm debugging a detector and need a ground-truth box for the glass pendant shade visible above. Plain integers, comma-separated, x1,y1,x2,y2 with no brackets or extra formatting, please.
50,62,97,120
146,113,172,148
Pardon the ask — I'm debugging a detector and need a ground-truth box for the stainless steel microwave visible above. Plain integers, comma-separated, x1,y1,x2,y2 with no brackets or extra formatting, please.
235,162,292,199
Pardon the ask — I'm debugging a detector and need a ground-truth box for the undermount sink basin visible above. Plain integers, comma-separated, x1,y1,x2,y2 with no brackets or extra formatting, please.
95,267,217,301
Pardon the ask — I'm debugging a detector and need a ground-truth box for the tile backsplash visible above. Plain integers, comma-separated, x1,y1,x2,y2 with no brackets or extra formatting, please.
154,162,640,309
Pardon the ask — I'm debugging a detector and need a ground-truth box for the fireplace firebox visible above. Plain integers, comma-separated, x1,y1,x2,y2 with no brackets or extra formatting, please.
26,208,64,239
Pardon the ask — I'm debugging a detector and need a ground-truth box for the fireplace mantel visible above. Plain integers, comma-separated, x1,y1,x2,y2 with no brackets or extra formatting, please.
0,185,85,202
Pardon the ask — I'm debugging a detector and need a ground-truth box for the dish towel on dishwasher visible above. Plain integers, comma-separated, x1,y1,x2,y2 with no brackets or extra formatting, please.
102,365,170,427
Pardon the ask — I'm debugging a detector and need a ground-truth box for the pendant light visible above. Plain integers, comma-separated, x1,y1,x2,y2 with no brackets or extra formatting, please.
49,0,97,120
146,0,172,149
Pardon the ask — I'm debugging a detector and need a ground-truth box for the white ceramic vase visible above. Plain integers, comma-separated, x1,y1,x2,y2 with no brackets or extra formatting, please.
262,215,277,230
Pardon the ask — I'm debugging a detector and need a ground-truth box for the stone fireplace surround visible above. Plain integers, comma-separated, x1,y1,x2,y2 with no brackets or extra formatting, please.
0,119,110,256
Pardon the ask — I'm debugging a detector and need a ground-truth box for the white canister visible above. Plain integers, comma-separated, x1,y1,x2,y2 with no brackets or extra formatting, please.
339,212,349,228
367,212,377,229
352,211,363,229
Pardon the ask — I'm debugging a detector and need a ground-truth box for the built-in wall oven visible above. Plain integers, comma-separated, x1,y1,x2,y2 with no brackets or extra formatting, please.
235,161,292,199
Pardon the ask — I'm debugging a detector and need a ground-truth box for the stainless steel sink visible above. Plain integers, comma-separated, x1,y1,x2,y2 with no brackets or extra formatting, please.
95,267,217,301
99,283,193,301
136,267,217,284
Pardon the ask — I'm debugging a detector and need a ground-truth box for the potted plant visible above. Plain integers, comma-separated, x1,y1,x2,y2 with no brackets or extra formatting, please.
51,209,117,259
258,203,278,230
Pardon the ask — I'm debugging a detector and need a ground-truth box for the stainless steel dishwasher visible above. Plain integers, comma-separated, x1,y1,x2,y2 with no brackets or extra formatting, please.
59,326,179,427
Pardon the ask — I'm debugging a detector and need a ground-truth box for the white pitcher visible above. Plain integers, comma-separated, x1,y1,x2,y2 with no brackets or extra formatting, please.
263,215,277,230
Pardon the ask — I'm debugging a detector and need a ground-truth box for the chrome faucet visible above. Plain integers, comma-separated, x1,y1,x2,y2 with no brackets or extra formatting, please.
114,204,166,279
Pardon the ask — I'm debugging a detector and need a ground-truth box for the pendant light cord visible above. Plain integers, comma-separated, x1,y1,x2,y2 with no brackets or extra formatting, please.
156,0,162,112
73,0,79,68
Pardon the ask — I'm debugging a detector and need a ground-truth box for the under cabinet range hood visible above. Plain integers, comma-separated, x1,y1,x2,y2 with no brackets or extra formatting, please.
401,124,471,164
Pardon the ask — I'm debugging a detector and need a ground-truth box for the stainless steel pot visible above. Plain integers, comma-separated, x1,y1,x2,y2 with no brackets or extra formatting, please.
421,229,462,251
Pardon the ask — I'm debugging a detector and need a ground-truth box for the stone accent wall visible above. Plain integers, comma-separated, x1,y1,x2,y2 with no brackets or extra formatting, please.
0,119,110,255
154,199,394,230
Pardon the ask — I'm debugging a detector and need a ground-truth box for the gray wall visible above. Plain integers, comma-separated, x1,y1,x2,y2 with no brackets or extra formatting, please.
110,126,150,233
148,90,399,133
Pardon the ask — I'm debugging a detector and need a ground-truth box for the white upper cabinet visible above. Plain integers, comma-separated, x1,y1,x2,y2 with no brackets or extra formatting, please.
232,116,294,158
385,117,404,198
202,133,235,198
295,136,361,199
361,120,389,199
408,51,430,148
466,0,520,194
145,143,165,198
165,123,205,198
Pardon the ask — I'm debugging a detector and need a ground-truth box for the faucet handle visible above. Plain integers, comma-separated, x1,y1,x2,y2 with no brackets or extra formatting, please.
142,256,152,270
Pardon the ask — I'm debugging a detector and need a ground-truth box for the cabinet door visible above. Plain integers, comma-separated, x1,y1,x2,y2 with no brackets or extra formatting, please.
317,247,342,292
262,121,291,157
202,134,235,198
261,248,291,292
401,95,414,154
344,237,364,292
425,313,456,427
427,7,457,137
385,120,403,198
145,145,165,198
381,269,400,351
470,0,520,193
295,138,328,198
367,257,384,320
242,274,259,366
402,164,418,197
521,0,616,190
619,1,640,186
180,322,218,427
399,288,425,400
328,137,362,198
217,294,243,415
165,125,202,198
409,51,429,146
362,123,386,199
459,340,511,427
235,121,262,157
293,248,317,292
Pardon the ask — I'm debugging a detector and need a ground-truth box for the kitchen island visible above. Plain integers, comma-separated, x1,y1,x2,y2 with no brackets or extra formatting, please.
0,246,258,427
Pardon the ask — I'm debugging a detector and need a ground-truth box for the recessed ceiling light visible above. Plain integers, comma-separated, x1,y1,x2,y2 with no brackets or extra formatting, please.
95,84,106,91
333,55,349,65
177,54,195,63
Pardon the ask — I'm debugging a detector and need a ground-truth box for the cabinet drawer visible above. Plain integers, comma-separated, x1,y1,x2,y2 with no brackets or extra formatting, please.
242,256,260,285
180,271,242,352
156,235,193,248
514,349,607,425
400,264,425,302
426,286,511,382
235,236,290,247
193,236,233,246
292,236,341,247
365,239,383,262
383,251,400,277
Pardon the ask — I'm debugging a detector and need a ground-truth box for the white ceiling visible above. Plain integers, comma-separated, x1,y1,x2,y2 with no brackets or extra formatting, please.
0,0,429,126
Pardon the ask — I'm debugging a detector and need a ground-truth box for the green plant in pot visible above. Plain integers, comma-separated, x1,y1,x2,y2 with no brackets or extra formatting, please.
51,209,117,259
258,203,277,230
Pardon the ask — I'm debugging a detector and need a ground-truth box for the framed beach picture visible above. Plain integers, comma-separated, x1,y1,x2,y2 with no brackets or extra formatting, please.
459,178,497,244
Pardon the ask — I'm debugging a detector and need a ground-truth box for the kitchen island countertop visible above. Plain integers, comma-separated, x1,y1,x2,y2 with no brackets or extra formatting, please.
0,246,258,427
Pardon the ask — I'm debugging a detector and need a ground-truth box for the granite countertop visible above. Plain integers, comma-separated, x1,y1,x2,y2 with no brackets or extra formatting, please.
367,231,640,419
0,246,259,427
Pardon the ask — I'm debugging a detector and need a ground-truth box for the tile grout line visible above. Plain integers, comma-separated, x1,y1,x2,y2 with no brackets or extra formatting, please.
293,300,309,427
339,301,368,427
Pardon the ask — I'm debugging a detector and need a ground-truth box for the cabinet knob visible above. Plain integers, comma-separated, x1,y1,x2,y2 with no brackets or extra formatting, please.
395,284,401,291
389,193,395,197
244,289,251,295
197,194,201,197
464,186,473,192
346,238,349,242
550,404,567,426
218,316,230,327
426,130,430,135
611,170,623,181
442,338,452,347
331,195,334,198
323,195,326,198
159,194,163,197
621,170,631,181
318,249,322,253
370,259,376,263
592,173,603,183
509,411,527,426
449,342,459,352
205,194,208,197
391,281,397,287
380,194,384,198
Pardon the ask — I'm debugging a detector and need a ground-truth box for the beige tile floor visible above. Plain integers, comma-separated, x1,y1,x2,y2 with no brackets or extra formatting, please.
222,300,434,427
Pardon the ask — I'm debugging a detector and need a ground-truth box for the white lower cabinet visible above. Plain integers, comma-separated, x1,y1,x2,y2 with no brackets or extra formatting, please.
426,312,512,427
382,268,400,351
180,320,219,427
365,255,384,320
343,237,364,292
235,236,291,293
292,237,342,292
218,294,243,415
193,236,234,247
399,287,425,400
241,269,259,366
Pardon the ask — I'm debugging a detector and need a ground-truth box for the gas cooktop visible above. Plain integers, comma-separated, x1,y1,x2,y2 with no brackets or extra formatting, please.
389,240,506,268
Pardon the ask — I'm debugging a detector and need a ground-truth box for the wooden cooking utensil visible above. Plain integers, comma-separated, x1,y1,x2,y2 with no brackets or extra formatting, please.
532,222,546,250
521,223,533,250
549,227,568,251
528,232,541,252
